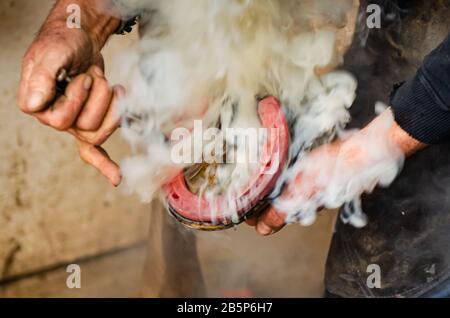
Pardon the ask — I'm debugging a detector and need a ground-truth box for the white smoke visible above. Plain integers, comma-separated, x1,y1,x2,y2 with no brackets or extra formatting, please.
274,106,404,227
111,0,404,226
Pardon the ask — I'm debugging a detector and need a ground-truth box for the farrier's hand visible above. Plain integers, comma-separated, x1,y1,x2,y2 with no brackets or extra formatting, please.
245,143,340,236
247,109,427,236
18,0,123,186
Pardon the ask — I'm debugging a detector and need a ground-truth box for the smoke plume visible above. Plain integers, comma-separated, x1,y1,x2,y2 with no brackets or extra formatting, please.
111,0,404,226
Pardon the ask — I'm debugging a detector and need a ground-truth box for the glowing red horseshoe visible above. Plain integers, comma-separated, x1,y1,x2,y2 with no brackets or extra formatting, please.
163,97,289,230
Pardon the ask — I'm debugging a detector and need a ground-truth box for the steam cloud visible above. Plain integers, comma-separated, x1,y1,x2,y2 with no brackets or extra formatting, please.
111,0,404,226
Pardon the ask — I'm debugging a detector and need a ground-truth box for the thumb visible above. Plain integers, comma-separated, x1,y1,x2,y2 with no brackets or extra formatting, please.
19,48,69,113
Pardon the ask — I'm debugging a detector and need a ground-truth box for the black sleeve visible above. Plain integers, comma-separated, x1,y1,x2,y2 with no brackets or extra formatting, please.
391,33,450,144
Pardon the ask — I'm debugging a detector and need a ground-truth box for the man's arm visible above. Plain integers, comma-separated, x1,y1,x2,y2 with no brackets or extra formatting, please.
247,111,427,236
41,0,121,56
392,34,450,144
249,33,450,236
18,0,126,186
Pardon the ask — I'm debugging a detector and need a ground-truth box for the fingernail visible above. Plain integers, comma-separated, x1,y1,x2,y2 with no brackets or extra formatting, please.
27,91,45,111
257,222,273,236
84,76,93,90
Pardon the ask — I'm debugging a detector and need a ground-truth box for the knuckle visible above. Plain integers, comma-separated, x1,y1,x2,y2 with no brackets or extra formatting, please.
51,114,71,131
271,212,285,224
89,129,113,145
75,134,90,144
79,152,89,164
271,216,285,228
21,52,35,68
80,132,101,146
71,93,87,106
94,80,112,98
89,65,106,80
36,116,50,127
18,103,31,114
95,74,108,85
76,111,105,132
86,137,99,145
78,146,90,164
91,134,105,146
77,119,99,132
103,127,116,139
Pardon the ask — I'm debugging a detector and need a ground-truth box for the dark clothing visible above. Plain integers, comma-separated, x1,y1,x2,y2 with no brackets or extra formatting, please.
326,147,450,297
392,34,450,144
325,0,450,298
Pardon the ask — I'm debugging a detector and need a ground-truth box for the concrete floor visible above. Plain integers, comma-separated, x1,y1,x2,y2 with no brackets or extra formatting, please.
0,0,337,297
0,244,147,298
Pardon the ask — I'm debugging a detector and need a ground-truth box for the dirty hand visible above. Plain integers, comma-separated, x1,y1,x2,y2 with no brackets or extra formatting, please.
244,143,341,236
17,1,122,186
247,109,426,236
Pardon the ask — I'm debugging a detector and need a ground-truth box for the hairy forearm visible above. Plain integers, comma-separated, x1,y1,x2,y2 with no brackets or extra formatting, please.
388,116,427,158
40,0,121,51
354,108,426,164
366,108,427,158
